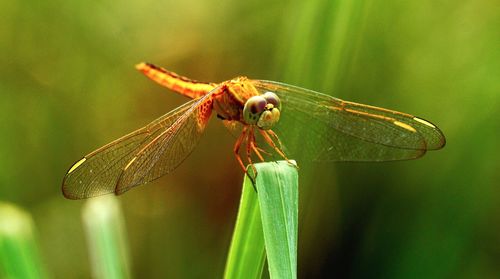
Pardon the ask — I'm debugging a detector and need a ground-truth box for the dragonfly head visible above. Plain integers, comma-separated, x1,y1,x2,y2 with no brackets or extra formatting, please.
243,92,281,130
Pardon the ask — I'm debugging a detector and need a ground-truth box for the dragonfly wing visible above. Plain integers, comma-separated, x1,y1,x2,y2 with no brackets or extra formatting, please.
115,92,214,195
252,80,445,162
62,92,214,199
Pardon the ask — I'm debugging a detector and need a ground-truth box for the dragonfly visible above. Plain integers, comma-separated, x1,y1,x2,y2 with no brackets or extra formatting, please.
62,63,446,199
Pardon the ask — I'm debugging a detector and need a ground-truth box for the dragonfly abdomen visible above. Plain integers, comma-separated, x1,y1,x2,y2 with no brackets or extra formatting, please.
136,63,216,99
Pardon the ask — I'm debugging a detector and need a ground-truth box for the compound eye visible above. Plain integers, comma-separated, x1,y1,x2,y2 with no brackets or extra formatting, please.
247,96,267,114
243,96,267,124
263,92,281,110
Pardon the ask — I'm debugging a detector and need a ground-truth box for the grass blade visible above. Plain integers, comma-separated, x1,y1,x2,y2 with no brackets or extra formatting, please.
0,202,48,279
224,160,299,279
82,196,131,279
254,161,298,279
224,169,266,279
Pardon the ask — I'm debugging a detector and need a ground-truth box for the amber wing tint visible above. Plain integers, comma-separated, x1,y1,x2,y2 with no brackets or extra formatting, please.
62,91,215,199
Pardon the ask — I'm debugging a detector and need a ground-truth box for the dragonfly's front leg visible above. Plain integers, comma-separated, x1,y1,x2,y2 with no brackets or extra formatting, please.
249,129,266,162
266,130,285,153
244,126,259,186
259,129,289,160
245,126,258,173
233,126,248,173
259,129,297,168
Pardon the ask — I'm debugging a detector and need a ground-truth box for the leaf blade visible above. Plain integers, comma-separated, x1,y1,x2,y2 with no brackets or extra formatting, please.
255,161,298,279
224,173,266,279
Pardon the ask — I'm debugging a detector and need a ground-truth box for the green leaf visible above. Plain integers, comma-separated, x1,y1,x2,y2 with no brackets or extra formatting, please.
224,160,298,279
82,196,131,279
224,169,266,279
0,202,48,279
254,161,298,279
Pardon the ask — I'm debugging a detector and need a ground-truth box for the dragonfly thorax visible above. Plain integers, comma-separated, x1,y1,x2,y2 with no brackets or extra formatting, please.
213,78,282,130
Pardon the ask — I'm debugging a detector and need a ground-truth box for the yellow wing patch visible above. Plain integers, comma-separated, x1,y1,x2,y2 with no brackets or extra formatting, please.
393,121,417,132
67,158,87,174
413,117,436,128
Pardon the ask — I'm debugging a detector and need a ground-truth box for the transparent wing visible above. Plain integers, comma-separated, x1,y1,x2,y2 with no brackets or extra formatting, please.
115,92,214,194
252,80,446,162
62,91,214,199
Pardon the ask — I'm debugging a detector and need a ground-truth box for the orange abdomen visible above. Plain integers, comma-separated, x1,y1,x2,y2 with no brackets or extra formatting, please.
136,63,217,99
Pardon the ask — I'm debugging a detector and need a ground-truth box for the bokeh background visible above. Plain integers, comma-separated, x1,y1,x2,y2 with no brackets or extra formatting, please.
1,0,498,277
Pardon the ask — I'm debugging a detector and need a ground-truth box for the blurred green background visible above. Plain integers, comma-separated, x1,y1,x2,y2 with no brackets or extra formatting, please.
1,0,498,277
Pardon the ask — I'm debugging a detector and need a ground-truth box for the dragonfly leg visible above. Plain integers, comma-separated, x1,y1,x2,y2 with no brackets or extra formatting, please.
255,146,271,156
259,129,297,168
251,132,272,157
249,131,265,162
259,129,288,159
245,127,257,171
245,126,258,186
233,126,248,173
267,130,285,152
